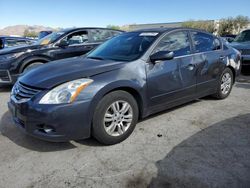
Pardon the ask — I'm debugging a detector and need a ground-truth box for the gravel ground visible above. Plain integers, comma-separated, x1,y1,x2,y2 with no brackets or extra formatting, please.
0,76,249,188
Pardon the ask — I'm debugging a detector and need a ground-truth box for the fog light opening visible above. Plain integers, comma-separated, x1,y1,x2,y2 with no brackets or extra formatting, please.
39,125,55,134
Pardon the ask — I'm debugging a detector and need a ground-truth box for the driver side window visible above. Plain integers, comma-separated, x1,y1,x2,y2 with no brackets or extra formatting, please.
153,31,191,57
0,39,3,49
62,31,89,46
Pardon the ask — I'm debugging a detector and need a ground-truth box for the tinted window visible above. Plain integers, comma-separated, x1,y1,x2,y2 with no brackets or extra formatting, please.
62,31,89,46
234,30,250,42
0,39,4,49
91,29,114,42
213,38,221,50
87,32,158,62
37,31,66,45
154,31,191,57
191,32,217,53
5,39,17,48
26,40,34,45
16,40,28,46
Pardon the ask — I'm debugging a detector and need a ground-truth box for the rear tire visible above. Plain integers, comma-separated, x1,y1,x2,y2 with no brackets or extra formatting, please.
92,90,139,145
212,68,233,99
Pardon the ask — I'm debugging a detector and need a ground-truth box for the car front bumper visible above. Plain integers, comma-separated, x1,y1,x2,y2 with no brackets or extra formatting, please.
8,97,93,142
0,69,19,85
242,55,250,66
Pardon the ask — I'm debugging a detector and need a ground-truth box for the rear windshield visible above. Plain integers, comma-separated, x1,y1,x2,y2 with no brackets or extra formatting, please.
87,32,159,62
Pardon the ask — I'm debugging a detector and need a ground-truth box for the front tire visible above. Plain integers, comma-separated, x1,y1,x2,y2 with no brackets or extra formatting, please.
213,68,234,99
92,90,139,145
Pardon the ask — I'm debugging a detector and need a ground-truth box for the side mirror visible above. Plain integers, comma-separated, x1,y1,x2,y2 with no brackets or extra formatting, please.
150,51,174,63
56,40,69,48
227,38,234,43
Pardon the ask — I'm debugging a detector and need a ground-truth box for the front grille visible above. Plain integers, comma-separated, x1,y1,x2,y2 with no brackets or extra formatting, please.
0,70,11,82
242,60,250,65
240,49,250,55
13,82,42,101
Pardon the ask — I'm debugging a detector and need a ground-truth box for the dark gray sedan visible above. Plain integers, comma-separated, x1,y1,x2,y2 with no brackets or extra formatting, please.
9,28,241,145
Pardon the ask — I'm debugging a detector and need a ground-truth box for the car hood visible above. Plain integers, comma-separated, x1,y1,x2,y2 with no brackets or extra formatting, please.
0,44,44,55
230,42,250,50
19,57,126,89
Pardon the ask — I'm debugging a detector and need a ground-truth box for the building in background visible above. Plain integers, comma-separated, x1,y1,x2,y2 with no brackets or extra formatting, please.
128,21,184,30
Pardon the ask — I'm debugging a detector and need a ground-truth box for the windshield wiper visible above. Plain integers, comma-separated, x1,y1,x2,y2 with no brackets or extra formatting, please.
87,56,105,60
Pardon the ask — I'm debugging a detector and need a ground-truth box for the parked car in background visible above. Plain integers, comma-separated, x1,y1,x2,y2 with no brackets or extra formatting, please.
8,28,241,145
230,29,250,67
0,36,34,50
0,27,123,85
38,31,53,40
221,34,237,43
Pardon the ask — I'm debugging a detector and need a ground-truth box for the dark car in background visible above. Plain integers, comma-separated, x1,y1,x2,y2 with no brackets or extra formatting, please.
230,29,250,67
0,36,34,50
8,28,241,145
0,27,123,85
221,34,237,43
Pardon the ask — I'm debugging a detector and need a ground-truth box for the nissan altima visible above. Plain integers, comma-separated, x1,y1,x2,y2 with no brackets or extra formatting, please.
8,28,241,145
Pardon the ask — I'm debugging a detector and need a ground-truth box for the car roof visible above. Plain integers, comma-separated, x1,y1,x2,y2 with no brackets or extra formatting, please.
133,27,211,34
0,36,34,40
60,27,124,33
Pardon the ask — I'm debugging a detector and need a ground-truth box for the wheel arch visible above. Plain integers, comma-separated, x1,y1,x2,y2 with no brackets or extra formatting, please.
89,81,146,121
105,86,144,119
227,65,236,83
19,55,52,73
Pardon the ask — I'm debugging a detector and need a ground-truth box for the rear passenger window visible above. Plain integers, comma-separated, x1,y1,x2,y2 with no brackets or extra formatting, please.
16,40,28,46
191,32,220,53
153,31,191,57
91,29,113,42
5,39,17,48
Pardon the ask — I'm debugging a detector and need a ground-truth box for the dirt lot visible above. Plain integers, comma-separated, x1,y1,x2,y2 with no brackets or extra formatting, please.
0,73,250,188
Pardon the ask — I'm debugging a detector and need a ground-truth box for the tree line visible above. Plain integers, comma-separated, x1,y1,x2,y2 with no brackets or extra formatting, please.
182,15,249,36
107,15,250,36
23,15,250,37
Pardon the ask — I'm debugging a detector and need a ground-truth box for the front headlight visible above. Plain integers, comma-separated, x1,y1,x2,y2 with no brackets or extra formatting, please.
39,78,93,104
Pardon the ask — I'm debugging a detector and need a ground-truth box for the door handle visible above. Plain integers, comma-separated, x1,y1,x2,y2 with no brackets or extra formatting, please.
219,56,226,61
186,63,196,71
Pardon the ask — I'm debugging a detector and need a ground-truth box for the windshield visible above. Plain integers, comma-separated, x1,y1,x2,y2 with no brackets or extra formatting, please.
36,31,65,45
87,32,159,62
234,30,250,43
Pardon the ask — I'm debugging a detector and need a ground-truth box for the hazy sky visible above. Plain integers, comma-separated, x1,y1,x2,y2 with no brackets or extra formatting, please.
1,0,250,28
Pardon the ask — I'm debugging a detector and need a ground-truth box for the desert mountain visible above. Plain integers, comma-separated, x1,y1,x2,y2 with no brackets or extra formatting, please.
0,25,56,36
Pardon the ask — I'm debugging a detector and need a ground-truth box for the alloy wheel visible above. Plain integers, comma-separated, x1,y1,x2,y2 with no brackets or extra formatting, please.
103,100,133,137
221,72,232,95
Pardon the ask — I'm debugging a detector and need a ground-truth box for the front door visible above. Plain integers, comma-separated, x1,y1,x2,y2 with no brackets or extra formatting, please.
52,30,95,60
146,31,197,108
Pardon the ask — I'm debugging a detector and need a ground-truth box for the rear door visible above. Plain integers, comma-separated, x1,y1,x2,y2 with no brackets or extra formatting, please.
190,31,223,95
146,30,197,107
